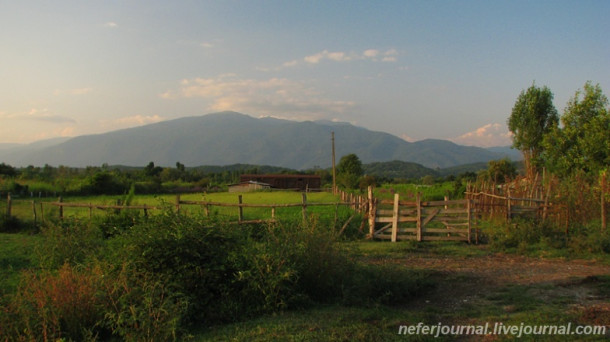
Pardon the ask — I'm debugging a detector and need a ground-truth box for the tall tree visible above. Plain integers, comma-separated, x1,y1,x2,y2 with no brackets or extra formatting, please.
337,154,363,189
543,82,609,176
508,83,559,179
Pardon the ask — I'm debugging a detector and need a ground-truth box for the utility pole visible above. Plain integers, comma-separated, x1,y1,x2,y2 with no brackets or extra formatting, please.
331,131,336,194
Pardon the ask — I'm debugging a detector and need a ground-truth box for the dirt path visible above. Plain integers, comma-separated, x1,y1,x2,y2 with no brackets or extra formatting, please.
370,248,610,335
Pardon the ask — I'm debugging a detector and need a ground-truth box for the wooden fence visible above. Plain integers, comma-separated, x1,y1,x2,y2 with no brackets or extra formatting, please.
368,192,477,243
176,192,368,225
2,192,368,227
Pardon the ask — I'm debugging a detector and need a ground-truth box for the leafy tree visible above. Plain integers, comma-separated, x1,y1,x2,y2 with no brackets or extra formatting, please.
478,159,517,184
543,82,609,176
508,83,558,179
0,163,16,177
337,154,363,189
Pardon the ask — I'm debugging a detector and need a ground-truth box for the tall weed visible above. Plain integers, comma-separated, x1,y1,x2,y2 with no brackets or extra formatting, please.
35,220,104,269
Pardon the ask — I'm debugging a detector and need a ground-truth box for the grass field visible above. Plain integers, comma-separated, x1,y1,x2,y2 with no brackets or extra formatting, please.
0,190,349,225
1,189,609,340
0,234,609,340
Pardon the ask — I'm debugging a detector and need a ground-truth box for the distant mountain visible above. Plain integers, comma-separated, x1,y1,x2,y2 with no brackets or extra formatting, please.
486,146,522,160
364,160,438,179
1,111,514,169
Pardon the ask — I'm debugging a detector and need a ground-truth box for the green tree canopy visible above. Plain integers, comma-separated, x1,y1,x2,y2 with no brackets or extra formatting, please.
508,83,558,178
543,82,609,176
337,154,363,189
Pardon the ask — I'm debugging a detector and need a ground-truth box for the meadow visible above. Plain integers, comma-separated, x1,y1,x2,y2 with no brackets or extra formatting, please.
1,189,609,341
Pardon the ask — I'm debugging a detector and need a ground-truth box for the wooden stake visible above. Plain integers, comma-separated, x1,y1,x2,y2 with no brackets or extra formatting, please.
416,192,422,242
368,186,375,238
238,195,243,222
391,193,399,242
302,192,307,223
6,193,11,217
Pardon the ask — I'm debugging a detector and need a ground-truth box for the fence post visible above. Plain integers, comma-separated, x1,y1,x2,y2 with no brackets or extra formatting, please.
175,194,181,213
31,201,37,226
368,186,375,239
506,189,512,221
302,192,307,223
391,193,399,242
238,195,243,222
58,196,63,220
467,199,472,244
6,193,11,217
416,192,422,242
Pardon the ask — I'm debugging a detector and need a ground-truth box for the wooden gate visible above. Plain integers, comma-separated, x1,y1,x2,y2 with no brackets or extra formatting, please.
371,193,477,243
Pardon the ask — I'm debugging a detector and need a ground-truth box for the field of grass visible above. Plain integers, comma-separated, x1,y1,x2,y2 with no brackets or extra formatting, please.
375,182,456,201
0,233,608,340
0,190,348,225
194,241,610,341
1,188,609,340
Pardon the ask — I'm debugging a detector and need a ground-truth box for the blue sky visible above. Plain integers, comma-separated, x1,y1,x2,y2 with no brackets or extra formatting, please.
1,1,608,146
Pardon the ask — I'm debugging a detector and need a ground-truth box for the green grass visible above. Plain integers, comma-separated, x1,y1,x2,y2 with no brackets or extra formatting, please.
0,233,40,294
375,183,455,201
1,191,346,224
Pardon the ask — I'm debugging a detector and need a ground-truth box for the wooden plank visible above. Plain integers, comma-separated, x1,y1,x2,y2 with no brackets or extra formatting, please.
422,208,440,226
376,216,418,223
391,193,399,242
416,192,422,242
439,208,469,214
423,228,469,233
422,236,469,241
440,222,470,227
422,199,468,206
374,223,392,235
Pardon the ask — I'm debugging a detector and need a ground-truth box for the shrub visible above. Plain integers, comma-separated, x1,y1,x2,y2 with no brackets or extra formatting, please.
35,220,104,269
105,209,242,325
1,263,106,341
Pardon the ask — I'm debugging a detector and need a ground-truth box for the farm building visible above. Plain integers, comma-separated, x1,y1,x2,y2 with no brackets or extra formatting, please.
239,174,321,191
228,181,271,193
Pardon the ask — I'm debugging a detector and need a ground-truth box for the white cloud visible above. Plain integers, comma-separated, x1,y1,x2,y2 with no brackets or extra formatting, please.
160,74,356,120
363,49,380,58
400,134,416,142
101,114,165,128
104,22,118,28
452,123,513,147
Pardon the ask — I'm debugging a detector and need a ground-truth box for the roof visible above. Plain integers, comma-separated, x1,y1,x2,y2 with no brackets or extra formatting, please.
240,174,320,179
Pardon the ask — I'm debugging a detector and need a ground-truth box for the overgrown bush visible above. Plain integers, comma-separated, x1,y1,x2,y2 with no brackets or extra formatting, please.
35,220,104,269
1,263,106,341
484,217,610,256
1,208,434,340
104,209,242,325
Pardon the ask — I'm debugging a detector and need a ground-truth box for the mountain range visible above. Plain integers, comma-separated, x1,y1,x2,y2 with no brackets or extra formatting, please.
0,111,520,170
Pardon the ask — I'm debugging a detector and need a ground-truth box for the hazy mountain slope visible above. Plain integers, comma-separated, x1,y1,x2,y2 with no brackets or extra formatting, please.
5,112,511,169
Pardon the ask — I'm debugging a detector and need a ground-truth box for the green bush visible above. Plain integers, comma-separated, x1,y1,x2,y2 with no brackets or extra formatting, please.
105,209,242,325
35,220,104,269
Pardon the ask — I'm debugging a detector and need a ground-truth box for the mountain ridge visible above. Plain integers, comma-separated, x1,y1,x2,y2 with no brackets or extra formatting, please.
0,111,515,169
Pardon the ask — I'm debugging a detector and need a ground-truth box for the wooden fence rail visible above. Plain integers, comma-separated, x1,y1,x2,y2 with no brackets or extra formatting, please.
2,193,367,226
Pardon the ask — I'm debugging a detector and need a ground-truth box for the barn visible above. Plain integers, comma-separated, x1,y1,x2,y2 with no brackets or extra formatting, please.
239,174,321,191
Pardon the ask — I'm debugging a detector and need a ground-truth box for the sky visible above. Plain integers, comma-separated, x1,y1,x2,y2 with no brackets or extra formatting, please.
1,1,609,147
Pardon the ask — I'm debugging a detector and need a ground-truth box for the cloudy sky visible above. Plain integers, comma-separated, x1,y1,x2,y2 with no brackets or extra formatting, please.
1,1,608,147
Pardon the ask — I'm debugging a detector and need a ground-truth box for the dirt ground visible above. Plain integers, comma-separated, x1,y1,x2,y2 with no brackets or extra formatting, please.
373,247,610,339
